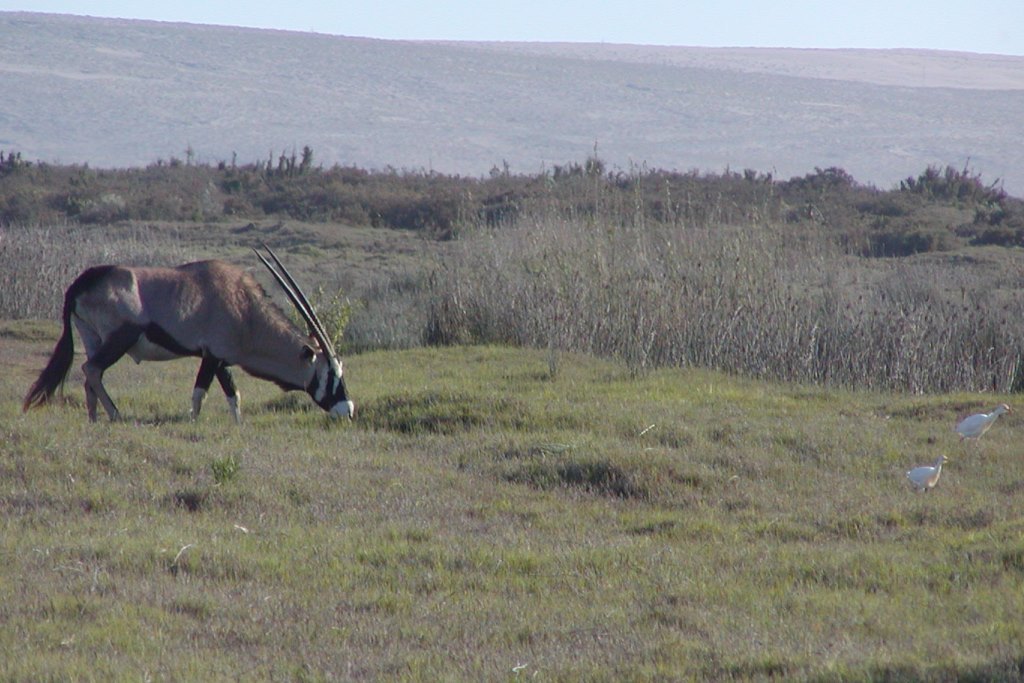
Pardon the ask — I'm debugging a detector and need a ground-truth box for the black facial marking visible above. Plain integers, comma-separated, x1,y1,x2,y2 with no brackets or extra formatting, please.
307,367,321,401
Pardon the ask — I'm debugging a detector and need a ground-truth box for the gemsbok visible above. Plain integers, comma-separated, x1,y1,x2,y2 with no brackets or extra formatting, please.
22,244,354,423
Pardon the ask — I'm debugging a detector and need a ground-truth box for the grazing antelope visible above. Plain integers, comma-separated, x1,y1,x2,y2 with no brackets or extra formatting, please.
22,245,354,422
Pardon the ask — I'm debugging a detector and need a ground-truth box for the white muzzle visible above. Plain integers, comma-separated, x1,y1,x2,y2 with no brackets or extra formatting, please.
330,400,355,419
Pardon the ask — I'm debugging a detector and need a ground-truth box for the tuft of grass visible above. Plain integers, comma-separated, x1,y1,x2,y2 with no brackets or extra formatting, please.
210,454,241,485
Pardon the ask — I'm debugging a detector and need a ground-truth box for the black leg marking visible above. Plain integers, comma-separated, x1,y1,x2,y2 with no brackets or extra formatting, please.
194,355,220,392
193,355,241,423
216,362,242,423
215,364,238,399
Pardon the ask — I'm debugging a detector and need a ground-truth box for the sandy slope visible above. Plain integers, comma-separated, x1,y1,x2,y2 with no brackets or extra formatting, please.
1,12,1022,194
446,42,1024,90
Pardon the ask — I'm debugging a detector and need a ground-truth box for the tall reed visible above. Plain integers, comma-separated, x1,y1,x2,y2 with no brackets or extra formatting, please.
425,210,1024,392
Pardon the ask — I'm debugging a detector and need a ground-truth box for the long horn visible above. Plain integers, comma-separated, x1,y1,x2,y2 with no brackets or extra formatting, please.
253,244,337,359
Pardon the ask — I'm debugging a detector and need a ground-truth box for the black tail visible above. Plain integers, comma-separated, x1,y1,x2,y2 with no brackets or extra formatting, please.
22,266,116,411
22,292,78,411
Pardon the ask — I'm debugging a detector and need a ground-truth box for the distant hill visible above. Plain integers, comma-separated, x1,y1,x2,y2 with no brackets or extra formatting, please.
2,12,1023,193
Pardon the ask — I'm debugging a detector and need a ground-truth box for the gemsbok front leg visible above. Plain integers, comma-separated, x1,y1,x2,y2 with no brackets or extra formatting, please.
216,364,241,423
191,355,241,423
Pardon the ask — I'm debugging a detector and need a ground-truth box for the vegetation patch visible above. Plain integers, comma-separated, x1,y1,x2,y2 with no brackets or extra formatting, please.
167,597,212,620
210,455,241,485
0,320,58,341
361,391,525,434
260,392,316,414
169,488,208,512
506,456,646,499
626,517,679,537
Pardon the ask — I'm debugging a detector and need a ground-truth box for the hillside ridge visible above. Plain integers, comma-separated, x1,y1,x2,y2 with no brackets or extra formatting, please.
2,11,1022,193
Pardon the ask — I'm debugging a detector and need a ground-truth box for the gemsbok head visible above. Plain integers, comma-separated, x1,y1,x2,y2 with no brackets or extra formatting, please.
22,244,354,423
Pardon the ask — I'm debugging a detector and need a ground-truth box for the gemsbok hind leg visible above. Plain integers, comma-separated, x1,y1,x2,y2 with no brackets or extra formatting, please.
82,324,144,422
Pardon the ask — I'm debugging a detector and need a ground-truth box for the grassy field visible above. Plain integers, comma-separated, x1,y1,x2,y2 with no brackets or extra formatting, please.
3,319,1024,681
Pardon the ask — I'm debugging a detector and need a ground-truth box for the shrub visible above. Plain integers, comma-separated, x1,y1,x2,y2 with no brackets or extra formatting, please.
0,150,1017,257
901,164,1007,204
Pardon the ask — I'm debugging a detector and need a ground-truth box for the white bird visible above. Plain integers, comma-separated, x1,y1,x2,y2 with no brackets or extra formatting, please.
906,455,948,492
955,403,1011,442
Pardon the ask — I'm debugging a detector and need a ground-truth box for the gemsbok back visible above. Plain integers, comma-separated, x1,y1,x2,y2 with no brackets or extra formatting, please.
22,244,354,422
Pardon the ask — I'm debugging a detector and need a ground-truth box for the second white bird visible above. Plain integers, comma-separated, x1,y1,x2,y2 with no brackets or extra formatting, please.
955,403,1011,442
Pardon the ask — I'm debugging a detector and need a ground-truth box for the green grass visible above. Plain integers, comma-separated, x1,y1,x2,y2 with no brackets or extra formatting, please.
4,320,1024,680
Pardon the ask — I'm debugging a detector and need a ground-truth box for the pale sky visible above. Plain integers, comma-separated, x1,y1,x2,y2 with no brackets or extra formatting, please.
3,1,1023,55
